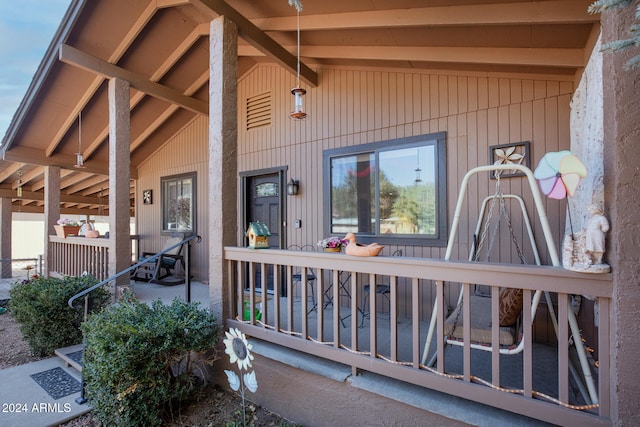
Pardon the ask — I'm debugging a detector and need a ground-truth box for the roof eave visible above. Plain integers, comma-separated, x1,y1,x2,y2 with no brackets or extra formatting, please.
0,0,87,157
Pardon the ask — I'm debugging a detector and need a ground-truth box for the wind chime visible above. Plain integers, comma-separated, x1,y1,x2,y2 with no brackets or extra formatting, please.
74,111,86,169
289,0,307,120
16,170,23,198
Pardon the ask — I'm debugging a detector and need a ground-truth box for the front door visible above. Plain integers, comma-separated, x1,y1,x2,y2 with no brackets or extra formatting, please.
244,170,285,293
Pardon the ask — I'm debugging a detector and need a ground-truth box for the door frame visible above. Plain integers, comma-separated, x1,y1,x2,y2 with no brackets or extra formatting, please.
240,166,288,249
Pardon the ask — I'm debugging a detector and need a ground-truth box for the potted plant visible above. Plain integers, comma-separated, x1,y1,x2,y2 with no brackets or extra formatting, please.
317,236,349,252
54,218,81,238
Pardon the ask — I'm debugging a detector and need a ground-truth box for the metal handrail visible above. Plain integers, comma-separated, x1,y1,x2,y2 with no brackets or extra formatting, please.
68,234,201,307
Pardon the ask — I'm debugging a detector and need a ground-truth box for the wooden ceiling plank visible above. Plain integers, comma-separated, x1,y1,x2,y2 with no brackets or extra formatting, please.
45,3,160,159
189,0,317,87
64,174,109,195
85,24,208,160
59,44,208,115
239,45,585,68
30,169,74,192
131,69,208,151
253,0,597,31
10,166,43,189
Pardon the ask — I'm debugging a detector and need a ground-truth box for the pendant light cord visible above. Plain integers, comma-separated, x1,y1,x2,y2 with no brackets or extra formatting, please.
296,9,301,87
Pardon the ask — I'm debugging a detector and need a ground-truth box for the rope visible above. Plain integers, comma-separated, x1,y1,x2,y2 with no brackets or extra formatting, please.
236,316,598,411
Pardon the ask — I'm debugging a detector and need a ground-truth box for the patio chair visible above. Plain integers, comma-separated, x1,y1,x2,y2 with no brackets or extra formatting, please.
132,233,186,285
360,249,403,326
288,244,317,313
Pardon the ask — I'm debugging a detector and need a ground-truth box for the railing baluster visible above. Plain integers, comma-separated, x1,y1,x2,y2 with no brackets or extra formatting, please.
390,275,398,362
491,285,500,386
463,282,471,382
558,292,570,403
522,289,533,398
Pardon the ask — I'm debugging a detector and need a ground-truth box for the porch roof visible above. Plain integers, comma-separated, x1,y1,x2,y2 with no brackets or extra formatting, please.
0,0,600,215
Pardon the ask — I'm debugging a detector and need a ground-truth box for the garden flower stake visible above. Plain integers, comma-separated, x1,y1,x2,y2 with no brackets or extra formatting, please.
223,328,258,426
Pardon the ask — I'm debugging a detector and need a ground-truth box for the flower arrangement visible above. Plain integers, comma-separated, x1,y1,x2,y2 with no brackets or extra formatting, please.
317,236,349,249
57,218,80,227
223,328,258,427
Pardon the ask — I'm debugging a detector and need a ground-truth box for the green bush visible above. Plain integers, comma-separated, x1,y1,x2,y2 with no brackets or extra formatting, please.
82,298,219,427
9,275,109,356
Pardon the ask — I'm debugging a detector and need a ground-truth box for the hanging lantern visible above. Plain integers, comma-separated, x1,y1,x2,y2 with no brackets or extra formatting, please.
289,2,308,120
290,87,307,119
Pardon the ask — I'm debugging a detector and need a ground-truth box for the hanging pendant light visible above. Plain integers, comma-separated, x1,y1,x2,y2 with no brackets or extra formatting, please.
74,111,86,169
289,2,307,120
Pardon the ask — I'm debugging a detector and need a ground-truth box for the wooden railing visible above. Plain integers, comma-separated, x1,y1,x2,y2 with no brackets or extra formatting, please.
49,236,110,281
225,247,613,427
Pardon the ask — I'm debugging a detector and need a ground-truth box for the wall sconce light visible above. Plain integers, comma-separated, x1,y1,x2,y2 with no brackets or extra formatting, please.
287,178,299,196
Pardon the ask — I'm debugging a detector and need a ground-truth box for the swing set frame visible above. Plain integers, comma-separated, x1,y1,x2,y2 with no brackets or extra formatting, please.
421,163,598,405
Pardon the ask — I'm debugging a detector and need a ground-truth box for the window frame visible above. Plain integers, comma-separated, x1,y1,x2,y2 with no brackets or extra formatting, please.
160,172,197,236
322,132,447,246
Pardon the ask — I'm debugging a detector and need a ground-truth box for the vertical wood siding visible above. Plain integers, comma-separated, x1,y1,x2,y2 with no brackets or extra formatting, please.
237,65,574,318
136,116,209,281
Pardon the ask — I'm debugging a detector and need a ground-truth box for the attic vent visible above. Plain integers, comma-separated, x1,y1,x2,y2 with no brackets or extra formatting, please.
246,91,271,130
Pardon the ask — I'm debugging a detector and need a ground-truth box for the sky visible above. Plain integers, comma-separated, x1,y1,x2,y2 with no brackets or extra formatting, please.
0,0,70,141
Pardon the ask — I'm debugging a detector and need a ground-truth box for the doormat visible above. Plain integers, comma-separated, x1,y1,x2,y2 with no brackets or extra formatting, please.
30,367,81,399
65,350,84,367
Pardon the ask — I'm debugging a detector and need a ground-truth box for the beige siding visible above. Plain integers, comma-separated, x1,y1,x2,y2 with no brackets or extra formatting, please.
237,65,574,316
136,116,209,281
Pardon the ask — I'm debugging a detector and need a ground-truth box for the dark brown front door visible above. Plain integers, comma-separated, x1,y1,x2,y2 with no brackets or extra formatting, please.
245,171,284,293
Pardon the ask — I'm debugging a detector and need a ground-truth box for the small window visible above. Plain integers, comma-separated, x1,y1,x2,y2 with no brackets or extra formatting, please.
161,172,196,235
323,132,447,246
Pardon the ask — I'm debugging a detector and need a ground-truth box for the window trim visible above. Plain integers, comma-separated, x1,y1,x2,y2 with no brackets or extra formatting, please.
322,132,447,246
160,172,197,236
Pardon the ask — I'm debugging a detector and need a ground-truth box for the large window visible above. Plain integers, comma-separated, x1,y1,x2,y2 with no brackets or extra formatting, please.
323,132,447,245
161,172,196,235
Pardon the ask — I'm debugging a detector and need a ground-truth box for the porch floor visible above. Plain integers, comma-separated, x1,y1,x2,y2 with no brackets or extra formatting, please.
249,293,593,408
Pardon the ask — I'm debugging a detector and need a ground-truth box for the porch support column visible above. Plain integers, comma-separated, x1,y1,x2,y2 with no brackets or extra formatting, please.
208,15,238,324
44,166,61,277
108,77,131,295
0,198,11,278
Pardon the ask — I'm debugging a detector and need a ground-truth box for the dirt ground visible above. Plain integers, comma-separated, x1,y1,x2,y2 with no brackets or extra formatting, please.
0,300,299,426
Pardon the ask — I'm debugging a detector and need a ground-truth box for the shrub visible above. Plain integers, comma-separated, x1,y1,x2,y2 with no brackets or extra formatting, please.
82,298,219,427
9,275,109,356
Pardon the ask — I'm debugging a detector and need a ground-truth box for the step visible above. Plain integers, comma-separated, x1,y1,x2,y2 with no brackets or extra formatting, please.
55,343,84,372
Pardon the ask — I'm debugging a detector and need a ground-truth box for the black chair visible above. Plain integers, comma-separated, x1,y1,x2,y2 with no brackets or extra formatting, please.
132,233,186,285
361,249,402,326
288,244,317,313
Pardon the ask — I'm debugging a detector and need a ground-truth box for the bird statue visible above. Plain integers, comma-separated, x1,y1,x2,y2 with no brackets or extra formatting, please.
343,232,384,257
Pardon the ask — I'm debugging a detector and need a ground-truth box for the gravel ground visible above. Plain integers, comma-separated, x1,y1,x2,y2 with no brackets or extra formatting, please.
0,300,299,426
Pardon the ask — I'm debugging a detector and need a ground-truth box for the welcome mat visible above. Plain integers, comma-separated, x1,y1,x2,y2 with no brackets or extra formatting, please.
30,367,82,399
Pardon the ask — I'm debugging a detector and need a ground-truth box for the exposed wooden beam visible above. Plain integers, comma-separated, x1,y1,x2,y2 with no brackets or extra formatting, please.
59,44,209,115
238,45,585,68
45,2,160,158
30,169,74,192
131,70,209,152
0,188,101,205
2,145,138,179
10,166,43,190
253,0,597,31
189,0,317,87
85,24,209,160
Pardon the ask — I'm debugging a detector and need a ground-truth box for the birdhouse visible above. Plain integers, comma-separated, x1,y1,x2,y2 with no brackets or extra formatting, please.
246,221,271,249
